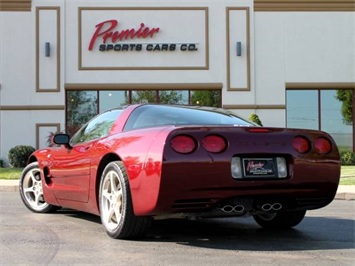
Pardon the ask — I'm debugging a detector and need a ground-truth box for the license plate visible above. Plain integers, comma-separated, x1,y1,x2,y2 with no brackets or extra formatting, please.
242,158,276,178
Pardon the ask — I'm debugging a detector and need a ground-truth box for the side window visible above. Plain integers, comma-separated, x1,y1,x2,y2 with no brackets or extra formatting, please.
70,109,122,145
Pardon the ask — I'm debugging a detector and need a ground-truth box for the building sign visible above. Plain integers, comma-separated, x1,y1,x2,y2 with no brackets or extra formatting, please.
79,8,209,70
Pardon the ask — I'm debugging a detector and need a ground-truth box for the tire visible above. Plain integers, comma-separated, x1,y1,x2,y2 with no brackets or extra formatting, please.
253,210,307,229
19,162,59,213
99,161,152,239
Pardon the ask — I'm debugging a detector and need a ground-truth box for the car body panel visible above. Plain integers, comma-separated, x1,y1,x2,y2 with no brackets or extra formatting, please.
153,127,340,215
27,104,340,218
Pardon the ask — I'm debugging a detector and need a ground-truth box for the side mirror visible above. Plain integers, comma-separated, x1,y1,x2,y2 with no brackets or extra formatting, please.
53,134,72,149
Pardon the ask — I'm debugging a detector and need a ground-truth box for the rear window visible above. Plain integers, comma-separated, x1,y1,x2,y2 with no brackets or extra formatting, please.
123,105,252,131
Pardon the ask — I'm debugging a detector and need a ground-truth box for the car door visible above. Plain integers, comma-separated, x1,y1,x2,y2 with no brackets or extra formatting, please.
48,109,122,203
48,140,96,202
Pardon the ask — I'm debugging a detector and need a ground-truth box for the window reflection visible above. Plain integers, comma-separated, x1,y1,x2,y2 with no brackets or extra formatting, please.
67,91,97,136
191,90,221,107
286,90,318,130
159,90,187,104
131,90,157,104
66,89,221,136
99,91,128,113
321,90,353,150
70,110,122,145
286,89,353,151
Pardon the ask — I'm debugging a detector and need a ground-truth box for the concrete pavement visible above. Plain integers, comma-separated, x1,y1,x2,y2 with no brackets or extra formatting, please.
0,179,354,200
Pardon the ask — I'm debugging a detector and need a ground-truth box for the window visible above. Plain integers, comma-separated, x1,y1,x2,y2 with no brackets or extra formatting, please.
99,91,128,113
66,89,221,135
286,89,353,151
286,90,318,130
123,105,251,131
70,109,122,145
66,91,98,136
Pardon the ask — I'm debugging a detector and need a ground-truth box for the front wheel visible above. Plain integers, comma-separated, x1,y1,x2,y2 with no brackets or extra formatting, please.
19,162,59,213
253,210,307,229
99,161,152,239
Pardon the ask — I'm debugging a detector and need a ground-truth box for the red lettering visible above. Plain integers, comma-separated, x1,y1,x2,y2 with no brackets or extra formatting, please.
134,23,146,37
147,27,160,38
88,20,160,50
118,29,137,40
89,20,118,50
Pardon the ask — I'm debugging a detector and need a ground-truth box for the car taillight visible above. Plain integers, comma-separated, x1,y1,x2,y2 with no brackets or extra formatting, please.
314,137,332,154
202,135,227,153
292,136,311,153
171,135,196,154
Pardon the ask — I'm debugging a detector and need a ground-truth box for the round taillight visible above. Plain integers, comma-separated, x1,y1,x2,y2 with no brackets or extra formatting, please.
171,135,196,154
292,136,311,154
202,135,227,153
314,137,332,154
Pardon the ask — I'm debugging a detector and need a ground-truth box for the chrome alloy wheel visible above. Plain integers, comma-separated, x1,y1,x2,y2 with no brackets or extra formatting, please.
100,169,124,231
99,161,152,239
21,166,49,211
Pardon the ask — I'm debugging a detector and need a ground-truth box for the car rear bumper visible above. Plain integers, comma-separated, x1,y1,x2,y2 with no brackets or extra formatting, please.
150,160,340,215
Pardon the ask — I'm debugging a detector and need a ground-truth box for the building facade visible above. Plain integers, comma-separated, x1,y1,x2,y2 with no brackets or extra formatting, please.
0,0,354,165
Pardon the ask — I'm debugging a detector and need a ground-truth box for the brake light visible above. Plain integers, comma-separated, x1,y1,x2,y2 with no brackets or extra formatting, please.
292,136,311,153
202,135,227,153
314,137,332,154
247,128,270,133
171,135,196,154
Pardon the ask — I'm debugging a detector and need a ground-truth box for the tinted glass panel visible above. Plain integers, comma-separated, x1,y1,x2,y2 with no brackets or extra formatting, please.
67,91,98,136
287,90,318,130
159,90,188,104
191,90,221,107
99,91,128,112
321,90,353,150
70,109,122,145
66,89,222,135
131,90,157,104
124,105,251,131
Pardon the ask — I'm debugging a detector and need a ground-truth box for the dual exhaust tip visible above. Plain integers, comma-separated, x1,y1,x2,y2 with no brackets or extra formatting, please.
219,205,245,213
219,203,282,214
260,203,282,212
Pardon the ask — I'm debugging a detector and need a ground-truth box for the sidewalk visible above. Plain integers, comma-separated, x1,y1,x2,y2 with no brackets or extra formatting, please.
0,179,354,200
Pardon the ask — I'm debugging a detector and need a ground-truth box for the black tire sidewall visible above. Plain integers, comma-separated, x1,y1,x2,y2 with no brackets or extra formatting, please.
253,210,306,229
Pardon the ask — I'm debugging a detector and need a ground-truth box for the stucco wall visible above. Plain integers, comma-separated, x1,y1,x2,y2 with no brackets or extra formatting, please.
0,0,354,163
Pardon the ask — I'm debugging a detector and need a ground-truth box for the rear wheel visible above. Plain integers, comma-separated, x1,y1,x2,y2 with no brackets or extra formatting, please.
253,210,306,229
99,161,152,239
19,162,59,213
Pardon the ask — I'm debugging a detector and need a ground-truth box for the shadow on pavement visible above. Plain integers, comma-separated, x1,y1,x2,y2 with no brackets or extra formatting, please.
55,208,355,251
144,216,355,251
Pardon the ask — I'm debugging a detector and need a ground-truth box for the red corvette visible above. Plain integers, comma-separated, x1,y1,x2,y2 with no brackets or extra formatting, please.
19,104,341,239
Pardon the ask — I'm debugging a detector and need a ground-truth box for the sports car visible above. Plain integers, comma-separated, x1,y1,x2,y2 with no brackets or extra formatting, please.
19,104,341,239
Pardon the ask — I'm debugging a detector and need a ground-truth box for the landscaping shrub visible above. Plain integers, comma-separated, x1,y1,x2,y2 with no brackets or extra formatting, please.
8,145,36,168
248,114,263,126
340,151,355,165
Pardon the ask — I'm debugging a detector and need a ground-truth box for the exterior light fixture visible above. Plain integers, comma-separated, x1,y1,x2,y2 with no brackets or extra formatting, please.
236,42,242,56
45,42,50,57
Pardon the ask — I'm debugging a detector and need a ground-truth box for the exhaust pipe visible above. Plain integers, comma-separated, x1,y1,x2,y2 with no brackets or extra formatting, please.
272,203,282,211
220,205,245,214
261,203,282,212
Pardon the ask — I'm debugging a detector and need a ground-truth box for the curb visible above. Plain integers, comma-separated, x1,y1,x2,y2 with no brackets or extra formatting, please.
1,180,354,200
0,180,19,193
